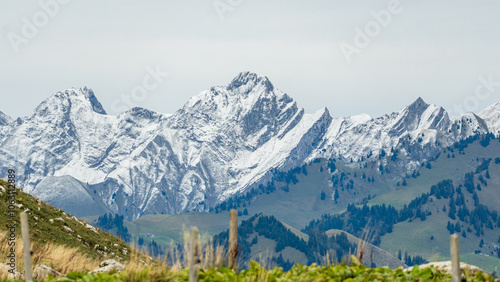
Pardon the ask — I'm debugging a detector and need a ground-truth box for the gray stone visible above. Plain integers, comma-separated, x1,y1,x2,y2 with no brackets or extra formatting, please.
89,259,125,275
0,263,23,280
33,264,64,280
405,261,483,277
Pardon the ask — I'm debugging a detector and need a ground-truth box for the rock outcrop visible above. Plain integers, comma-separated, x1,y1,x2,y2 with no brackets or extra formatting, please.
89,259,125,275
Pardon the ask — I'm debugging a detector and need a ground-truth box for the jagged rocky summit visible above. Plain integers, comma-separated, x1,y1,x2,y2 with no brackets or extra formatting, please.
0,72,498,219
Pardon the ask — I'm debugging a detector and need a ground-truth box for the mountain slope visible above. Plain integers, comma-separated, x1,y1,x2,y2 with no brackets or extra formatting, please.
299,137,500,272
479,102,500,134
308,97,452,164
212,214,358,270
0,178,133,273
0,111,11,126
112,135,500,271
32,175,112,217
1,72,500,220
325,229,404,268
0,73,334,219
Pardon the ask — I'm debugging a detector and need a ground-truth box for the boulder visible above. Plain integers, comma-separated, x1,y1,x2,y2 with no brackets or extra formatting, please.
405,261,483,277
0,263,23,280
33,264,64,280
86,223,99,233
89,259,125,275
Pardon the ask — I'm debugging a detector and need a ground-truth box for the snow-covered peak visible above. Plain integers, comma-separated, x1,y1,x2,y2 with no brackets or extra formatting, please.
308,98,452,162
80,87,107,115
407,97,427,109
5,76,500,219
0,111,12,126
483,101,500,111
449,112,488,139
31,87,107,120
183,72,286,110
120,107,165,121
226,71,274,94
172,72,299,148
391,97,450,135
349,113,372,124
478,101,500,134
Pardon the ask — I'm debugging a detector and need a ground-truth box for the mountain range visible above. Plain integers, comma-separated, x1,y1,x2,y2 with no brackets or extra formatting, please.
0,71,499,219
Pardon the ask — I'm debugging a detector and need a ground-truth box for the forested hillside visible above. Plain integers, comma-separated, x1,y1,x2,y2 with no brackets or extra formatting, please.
121,134,500,272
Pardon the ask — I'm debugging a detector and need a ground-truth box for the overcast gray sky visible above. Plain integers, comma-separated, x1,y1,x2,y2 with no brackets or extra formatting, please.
1,0,500,119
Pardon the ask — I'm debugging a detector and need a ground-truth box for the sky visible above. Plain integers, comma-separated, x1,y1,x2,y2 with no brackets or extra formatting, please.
1,0,500,120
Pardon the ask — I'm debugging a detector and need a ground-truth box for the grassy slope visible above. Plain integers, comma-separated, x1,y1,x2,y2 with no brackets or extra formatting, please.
378,140,500,273
234,156,447,229
379,199,500,273
381,214,500,273
325,229,404,269
460,254,500,274
238,161,336,228
0,178,132,265
246,214,308,265
124,212,312,265
370,141,500,208
124,211,246,245
248,235,308,266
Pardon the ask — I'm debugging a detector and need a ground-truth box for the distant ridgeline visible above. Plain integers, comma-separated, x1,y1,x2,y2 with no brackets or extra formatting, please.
212,214,357,271
3,75,500,220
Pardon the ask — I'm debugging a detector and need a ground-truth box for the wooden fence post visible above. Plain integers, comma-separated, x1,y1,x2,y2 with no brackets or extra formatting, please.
189,227,200,282
450,234,460,282
20,212,33,282
228,209,238,270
